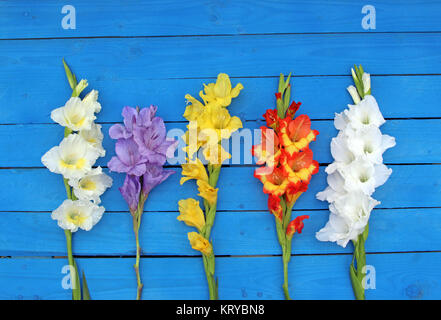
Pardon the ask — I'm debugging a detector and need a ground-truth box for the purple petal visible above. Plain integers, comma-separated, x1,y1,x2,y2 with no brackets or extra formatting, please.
137,105,157,128
119,175,141,213
115,138,142,166
108,156,132,173
128,162,147,177
122,106,138,132
109,123,131,140
142,165,175,195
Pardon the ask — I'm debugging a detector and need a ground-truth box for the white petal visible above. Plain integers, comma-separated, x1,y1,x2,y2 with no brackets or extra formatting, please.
331,133,354,164
381,134,396,151
373,164,393,188
334,111,348,131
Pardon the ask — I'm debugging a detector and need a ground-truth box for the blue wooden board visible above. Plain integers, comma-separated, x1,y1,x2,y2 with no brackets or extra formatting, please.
0,1,440,300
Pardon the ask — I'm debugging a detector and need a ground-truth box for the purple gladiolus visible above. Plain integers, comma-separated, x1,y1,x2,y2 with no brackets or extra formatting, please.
119,175,141,214
107,105,175,300
108,138,146,176
109,105,158,140
142,165,175,196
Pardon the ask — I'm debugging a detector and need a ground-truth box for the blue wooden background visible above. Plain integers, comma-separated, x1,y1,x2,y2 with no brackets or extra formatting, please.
0,1,440,300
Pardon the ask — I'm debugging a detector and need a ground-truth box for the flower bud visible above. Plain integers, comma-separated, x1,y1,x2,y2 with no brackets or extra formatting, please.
347,85,361,104
72,79,89,97
286,215,309,238
362,73,371,95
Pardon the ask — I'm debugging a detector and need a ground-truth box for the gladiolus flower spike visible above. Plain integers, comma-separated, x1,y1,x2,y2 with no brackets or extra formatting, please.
252,74,319,300
315,66,396,300
177,73,243,300
108,104,176,300
41,60,113,300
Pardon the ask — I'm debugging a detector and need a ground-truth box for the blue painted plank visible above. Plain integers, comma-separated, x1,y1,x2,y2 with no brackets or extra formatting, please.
0,165,439,212
2,75,441,124
0,119,436,167
0,253,439,299
0,35,440,91
1,1,441,39
0,208,439,256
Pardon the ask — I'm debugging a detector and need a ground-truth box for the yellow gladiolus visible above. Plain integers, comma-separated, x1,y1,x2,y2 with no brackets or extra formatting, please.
199,73,243,107
188,232,212,256
197,180,218,205
202,143,231,166
177,198,206,231
198,103,243,142
180,158,209,185
183,94,204,121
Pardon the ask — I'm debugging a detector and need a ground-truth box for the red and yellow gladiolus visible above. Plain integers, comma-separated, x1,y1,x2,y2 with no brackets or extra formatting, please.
268,194,283,221
279,115,319,155
286,215,309,238
280,148,319,184
252,73,319,300
251,126,282,168
254,166,291,197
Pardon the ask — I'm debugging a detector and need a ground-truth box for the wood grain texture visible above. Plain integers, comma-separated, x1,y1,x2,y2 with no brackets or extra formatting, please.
1,34,441,83
0,164,439,212
2,75,441,124
1,253,440,300
1,0,440,39
1,208,440,256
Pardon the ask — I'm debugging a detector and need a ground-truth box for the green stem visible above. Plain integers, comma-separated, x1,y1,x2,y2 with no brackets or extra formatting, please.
133,194,147,300
280,202,295,300
203,255,217,300
350,237,366,300
200,164,221,300
64,229,81,300
282,250,291,300
133,214,143,300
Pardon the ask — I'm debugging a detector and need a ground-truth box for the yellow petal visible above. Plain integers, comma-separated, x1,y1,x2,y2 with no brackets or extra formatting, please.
177,198,206,231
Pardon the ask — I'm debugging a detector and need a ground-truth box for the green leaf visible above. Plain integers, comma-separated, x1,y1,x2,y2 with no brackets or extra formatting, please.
82,271,91,300
72,261,82,300
361,224,369,242
283,73,291,92
354,65,363,82
283,83,291,115
278,73,285,93
349,264,365,300
62,58,77,90
215,277,219,300
283,239,292,263
209,254,215,275
275,218,285,247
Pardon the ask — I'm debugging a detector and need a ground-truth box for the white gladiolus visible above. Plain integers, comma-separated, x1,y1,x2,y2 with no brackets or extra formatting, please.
346,126,396,164
42,82,109,233
344,95,385,130
69,167,113,204
339,159,391,196
80,123,106,157
51,199,105,232
316,192,380,247
51,97,96,131
41,134,100,180
316,92,395,247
